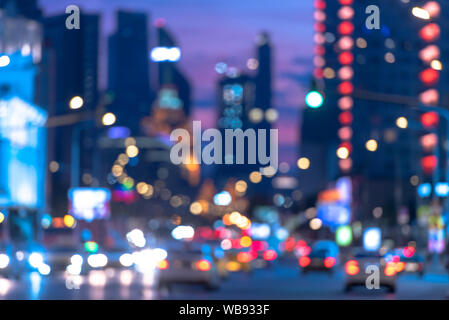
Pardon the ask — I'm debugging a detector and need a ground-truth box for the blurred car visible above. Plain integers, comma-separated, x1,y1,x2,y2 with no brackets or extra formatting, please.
298,248,337,274
344,250,397,293
202,240,229,280
157,241,221,290
104,246,134,270
387,247,425,277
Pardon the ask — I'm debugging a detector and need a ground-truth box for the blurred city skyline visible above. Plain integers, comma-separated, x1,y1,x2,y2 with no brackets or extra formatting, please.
39,0,314,164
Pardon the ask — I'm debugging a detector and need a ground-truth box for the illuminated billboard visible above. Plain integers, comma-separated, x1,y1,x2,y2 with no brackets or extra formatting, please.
0,96,47,209
316,177,352,228
68,188,111,222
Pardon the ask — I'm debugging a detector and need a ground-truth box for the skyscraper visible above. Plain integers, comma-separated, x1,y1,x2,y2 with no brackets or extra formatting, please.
43,13,100,215
154,22,192,117
108,10,152,133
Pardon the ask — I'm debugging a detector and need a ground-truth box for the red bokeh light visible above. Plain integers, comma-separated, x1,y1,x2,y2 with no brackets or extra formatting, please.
419,45,440,63
423,1,441,18
314,45,326,56
420,133,438,151
420,111,439,128
338,52,354,65
299,256,311,267
338,96,353,110
314,68,324,79
314,22,326,33
419,89,439,105
338,81,354,95
419,23,440,42
314,0,326,10
339,112,353,126
338,0,353,5
263,250,277,261
339,158,353,171
338,126,353,140
338,21,354,35
419,68,440,86
324,257,336,268
421,155,438,175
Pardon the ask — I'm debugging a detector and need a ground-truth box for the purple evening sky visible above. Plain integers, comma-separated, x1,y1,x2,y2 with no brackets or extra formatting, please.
40,0,314,164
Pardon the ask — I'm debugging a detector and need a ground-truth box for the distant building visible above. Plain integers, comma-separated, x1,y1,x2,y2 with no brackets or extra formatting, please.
108,10,152,133
42,13,100,215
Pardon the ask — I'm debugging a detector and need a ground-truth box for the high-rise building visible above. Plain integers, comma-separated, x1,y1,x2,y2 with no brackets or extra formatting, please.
153,22,192,117
300,0,449,223
108,10,152,133
43,13,100,215
0,0,41,20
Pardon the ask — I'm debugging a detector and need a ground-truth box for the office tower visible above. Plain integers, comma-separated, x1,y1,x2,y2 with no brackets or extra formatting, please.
43,13,100,215
154,23,192,117
108,10,152,133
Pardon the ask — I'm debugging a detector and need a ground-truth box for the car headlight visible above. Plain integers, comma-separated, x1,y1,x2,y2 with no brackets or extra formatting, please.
29,252,44,269
38,263,51,275
119,253,133,267
0,253,9,269
71,254,83,266
66,264,82,275
87,254,108,268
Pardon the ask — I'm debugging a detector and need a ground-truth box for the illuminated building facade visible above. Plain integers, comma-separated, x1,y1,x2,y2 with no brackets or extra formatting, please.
301,0,449,223
0,7,47,244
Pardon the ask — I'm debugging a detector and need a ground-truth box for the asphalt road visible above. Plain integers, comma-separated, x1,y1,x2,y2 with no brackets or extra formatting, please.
1,261,449,300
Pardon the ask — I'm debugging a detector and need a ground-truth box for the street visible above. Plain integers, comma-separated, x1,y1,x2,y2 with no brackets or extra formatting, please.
1,260,449,300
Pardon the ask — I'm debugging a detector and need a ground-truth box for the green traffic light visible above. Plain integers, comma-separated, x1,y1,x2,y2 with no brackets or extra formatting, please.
305,91,324,108
84,241,99,253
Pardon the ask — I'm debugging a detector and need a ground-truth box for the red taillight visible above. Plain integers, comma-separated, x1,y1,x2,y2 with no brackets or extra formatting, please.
324,257,336,268
157,259,169,270
385,262,397,277
299,256,311,267
195,259,211,272
345,260,359,275
263,250,277,261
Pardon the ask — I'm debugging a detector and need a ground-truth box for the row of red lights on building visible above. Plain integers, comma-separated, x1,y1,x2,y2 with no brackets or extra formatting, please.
314,0,355,172
417,1,441,175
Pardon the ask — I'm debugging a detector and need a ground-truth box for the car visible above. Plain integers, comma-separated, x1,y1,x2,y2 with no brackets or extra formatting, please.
156,241,221,291
344,250,397,293
104,246,134,270
387,247,425,277
298,248,337,274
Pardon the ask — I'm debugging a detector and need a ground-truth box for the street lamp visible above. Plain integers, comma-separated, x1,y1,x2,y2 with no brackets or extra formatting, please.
69,96,84,110
102,112,116,126
396,116,408,129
